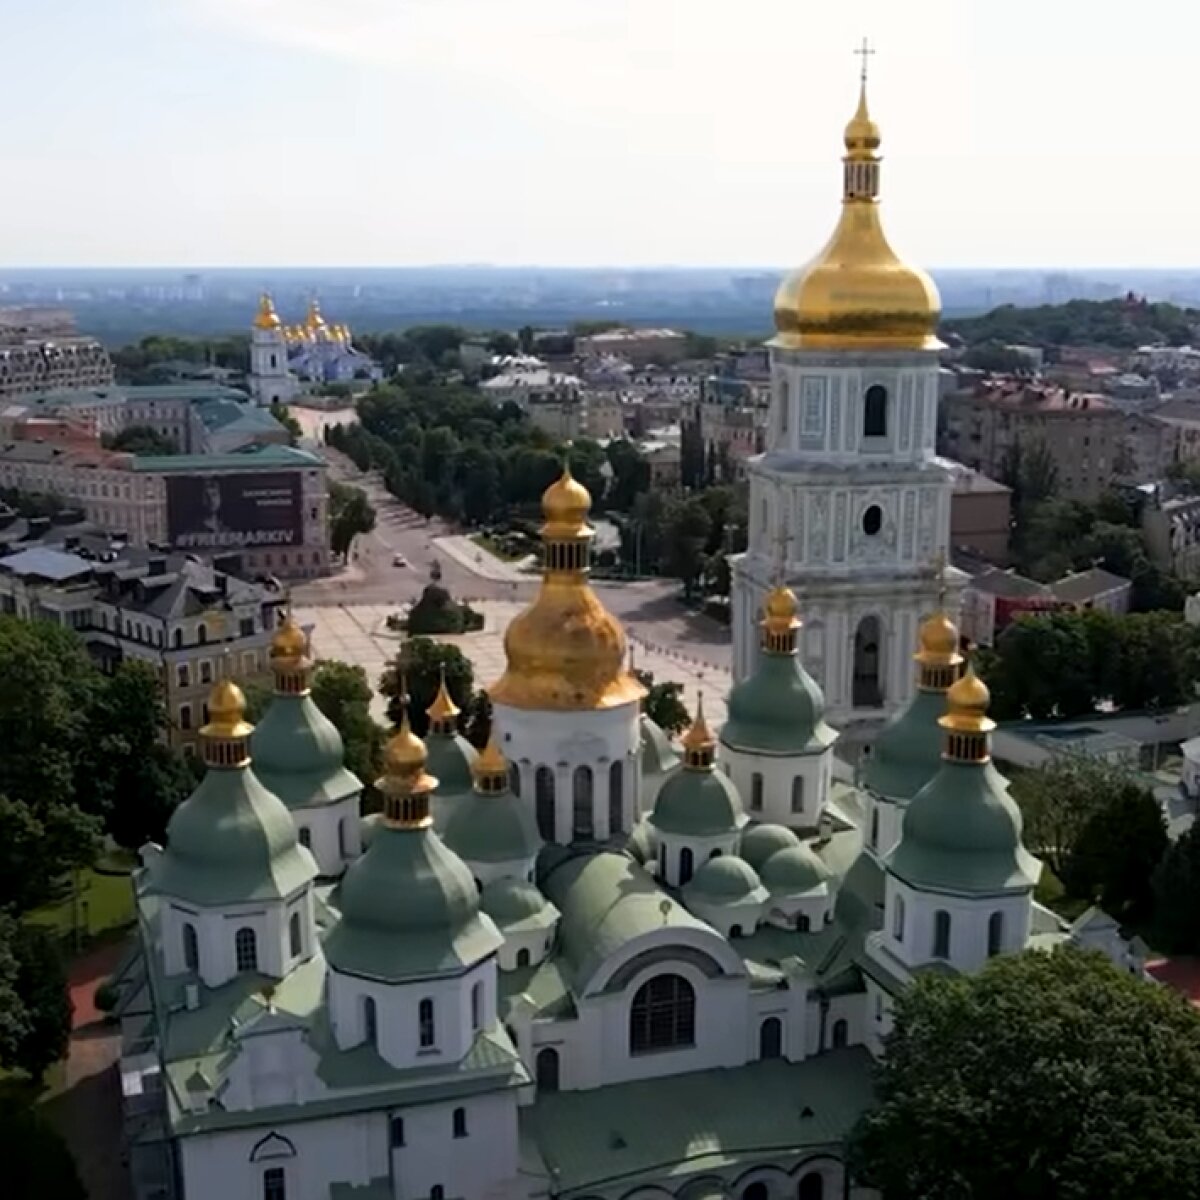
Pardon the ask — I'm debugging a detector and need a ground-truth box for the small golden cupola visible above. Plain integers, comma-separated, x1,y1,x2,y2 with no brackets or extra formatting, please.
490,465,645,711
772,46,942,352
305,298,327,333
470,735,509,795
201,678,254,768
269,613,312,696
378,709,439,828
680,695,717,770
939,663,995,764
761,583,802,654
426,671,461,735
915,609,963,692
254,292,282,331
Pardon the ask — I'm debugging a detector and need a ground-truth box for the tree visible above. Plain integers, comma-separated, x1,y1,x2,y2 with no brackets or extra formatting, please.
850,945,1200,1199
378,639,475,735
7,924,71,1083
605,440,650,512
328,481,377,561
0,795,99,914
664,498,713,599
101,424,179,456
405,584,483,635
269,402,303,445
634,670,690,734
1154,824,1200,953
1001,435,1059,519
0,1093,86,1200
310,661,385,788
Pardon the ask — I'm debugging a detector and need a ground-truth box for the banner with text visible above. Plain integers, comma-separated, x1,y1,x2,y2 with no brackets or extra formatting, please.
166,472,302,550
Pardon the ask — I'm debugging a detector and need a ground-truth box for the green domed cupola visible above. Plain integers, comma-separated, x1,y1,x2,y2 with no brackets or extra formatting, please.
250,614,362,810
151,678,317,906
442,736,542,868
721,586,836,756
739,823,801,870
684,855,767,906
324,710,502,981
887,665,1041,896
424,672,478,816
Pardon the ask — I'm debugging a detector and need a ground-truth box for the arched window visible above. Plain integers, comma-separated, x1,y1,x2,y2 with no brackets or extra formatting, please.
791,775,805,815
338,817,348,857
363,996,377,1047
891,893,906,943
730,924,743,938
418,998,435,1048
516,947,531,969
870,806,880,849
509,763,521,797
609,760,624,836
173,628,182,649
988,910,1004,957
743,1184,768,1200
452,1107,468,1139
298,826,311,849
289,912,302,958
629,974,695,1054
235,927,258,972
262,1168,286,1200
471,981,483,1031
182,922,199,971
389,1116,404,1147
759,1017,782,1059
933,910,952,960
572,765,594,841
832,1018,848,1049
431,1189,444,1200
197,622,208,645
798,1172,824,1200
796,912,811,932
536,1046,560,1092
679,846,694,885
535,767,556,841
863,384,888,438
750,772,763,811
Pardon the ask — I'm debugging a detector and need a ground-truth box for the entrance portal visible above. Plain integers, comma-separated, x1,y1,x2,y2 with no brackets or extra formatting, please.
852,615,883,709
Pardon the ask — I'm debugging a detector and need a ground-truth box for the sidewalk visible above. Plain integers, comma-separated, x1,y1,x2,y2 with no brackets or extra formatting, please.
434,535,533,585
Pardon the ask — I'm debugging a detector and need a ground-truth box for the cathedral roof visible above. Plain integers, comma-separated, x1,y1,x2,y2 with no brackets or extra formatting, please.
250,694,362,811
650,765,746,838
721,651,837,757
684,855,767,906
760,844,833,896
424,729,478,800
480,877,558,930
739,823,802,871
640,715,681,778
442,772,542,865
860,687,948,803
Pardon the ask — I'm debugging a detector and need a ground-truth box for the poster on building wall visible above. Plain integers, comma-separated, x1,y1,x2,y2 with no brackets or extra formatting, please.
166,472,302,550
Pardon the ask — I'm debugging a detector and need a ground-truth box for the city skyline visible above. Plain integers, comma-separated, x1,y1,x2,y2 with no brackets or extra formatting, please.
4,0,1194,269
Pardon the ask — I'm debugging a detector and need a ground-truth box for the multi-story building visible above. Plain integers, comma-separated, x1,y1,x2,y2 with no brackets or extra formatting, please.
1142,485,1200,578
686,374,770,480
940,378,1175,500
0,526,285,750
480,365,583,409
0,441,330,580
0,307,114,398
575,326,688,365
947,464,1011,564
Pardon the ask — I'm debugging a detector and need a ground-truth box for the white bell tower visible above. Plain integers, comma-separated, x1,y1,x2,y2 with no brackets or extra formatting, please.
248,292,297,408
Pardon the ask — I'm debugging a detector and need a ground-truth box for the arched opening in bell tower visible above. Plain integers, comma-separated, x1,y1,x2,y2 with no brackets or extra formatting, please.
852,616,883,708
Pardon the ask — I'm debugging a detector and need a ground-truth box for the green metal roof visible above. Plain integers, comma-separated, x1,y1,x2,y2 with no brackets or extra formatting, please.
522,1049,875,1196
479,877,557,928
497,957,576,1021
625,821,657,865
739,823,801,871
860,687,948,803
132,444,322,472
650,768,746,838
539,850,712,991
887,760,1042,896
324,824,502,981
152,763,316,906
832,850,885,932
641,715,680,778
720,651,837,756
760,844,833,896
683,855,766,905
425,732,477,800
250,693,362,811
443,785,541,865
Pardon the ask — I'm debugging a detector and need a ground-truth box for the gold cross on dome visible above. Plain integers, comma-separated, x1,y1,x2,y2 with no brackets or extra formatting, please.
854,36,875,84
773,520,788,587
933,550,948,609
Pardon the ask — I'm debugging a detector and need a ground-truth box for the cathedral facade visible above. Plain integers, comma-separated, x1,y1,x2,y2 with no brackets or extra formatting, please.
248,296,382,407
730,73,964,726
112,74,1139,1200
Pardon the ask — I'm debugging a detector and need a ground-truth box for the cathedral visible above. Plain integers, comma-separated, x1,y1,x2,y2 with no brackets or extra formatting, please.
248,296,382,406
114,74,1136,1200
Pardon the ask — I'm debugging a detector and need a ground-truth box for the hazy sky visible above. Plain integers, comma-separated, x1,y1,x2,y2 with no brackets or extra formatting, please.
2,0,1192,268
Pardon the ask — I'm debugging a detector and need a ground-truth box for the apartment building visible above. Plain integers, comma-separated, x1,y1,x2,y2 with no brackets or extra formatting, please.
574,327,687,365
0,307,114,398
947,464,1012,563
940,378,1176,500
0,526,285,749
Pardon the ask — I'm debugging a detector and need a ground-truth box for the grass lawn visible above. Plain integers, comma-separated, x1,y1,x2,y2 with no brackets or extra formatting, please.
25,870,134,946
470,532,529,562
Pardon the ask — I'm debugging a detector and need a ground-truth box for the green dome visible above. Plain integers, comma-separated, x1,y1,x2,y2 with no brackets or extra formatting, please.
325,822,501,980
480,877,551,925
626,821,657,865
760,844,832,896
739,823,801,870
650,769,745,838
641,716,680,778
684,855,765,903
887,760,1041,896
861,688,948,803
155,764,316,906
442,785,541,864
360,812,383,850
426,731,478,800
250,694,362,810
721,652,837,756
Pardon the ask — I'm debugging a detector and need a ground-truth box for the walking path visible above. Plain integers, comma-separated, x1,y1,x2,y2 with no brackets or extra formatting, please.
434,534,533,584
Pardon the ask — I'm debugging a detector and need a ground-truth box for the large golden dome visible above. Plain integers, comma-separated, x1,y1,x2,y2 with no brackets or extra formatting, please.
489,467,645,711
772,79,942,352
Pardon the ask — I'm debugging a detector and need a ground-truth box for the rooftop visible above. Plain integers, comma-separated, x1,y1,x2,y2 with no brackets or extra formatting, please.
132,444,322,472
1050,567,1131,605
965,566,1050,600
960,379,1114,414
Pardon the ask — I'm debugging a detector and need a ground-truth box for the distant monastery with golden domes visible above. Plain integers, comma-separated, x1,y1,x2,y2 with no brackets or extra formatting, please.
113,70,1141,1200
247,295,382,406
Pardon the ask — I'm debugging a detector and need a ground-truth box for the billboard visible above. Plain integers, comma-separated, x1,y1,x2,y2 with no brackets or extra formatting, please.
166,472,302,551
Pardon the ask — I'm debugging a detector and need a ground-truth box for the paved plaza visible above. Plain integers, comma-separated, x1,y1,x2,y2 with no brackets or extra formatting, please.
294,599,732,728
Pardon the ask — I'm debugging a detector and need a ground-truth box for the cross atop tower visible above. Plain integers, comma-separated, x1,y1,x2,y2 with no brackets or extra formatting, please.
854,36,875,84
933,549,948,609
773,519,789,586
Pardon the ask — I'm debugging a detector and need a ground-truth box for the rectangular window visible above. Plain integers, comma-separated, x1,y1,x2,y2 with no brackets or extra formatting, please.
790,776,804,815
200,661,212,685
177,664,189,689
263,1168,286,1200
389,1116,405,1147
240,618,254,637
179,704,192,731
750,773,763,812
419,998,435,1049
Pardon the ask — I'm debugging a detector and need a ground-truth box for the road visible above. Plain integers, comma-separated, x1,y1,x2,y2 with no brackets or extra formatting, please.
289,406,732,673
